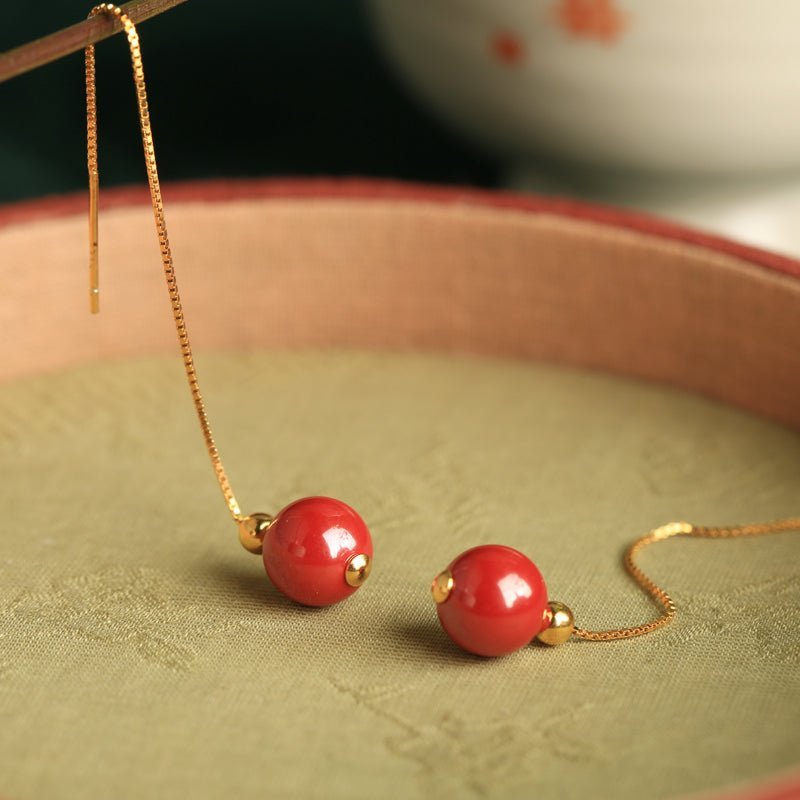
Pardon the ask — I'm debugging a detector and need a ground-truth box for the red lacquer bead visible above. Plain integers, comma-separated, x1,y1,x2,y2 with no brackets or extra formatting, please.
434,545,549,657
262,496,373,607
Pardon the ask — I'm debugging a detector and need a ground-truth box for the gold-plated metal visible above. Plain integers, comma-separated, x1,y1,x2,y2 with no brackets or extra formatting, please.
573,517,800,641
344,553,372,587
85,4,246,524
85,14,99,314
237,513,274,555
88,167,99,313
431,570,454,604
536,601,575,646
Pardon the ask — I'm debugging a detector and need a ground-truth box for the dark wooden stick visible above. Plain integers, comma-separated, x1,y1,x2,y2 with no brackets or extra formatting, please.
0,0,188,84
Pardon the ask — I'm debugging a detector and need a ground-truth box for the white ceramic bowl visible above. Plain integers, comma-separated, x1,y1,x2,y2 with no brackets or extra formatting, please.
367,0,800,176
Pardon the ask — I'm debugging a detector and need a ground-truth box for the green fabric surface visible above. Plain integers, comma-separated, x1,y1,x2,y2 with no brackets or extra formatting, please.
0,350,798,800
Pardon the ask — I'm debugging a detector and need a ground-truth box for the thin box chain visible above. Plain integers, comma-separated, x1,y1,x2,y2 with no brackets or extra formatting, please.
86,3,243,522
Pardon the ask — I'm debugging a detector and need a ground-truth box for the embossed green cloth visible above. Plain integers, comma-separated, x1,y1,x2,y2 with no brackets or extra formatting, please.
0,351,798,799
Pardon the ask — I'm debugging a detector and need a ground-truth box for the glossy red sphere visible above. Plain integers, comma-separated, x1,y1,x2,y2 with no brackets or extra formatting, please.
436,545,549,657
262,496,372,607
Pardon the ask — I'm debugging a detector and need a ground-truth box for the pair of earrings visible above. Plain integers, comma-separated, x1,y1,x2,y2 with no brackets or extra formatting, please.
238,497,568,657
85,3,567,658
83,5,798,659
240,493,576,657
87,3,561,658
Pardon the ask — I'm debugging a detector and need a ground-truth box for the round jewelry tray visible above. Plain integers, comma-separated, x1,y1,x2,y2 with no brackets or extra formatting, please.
0,179,798,800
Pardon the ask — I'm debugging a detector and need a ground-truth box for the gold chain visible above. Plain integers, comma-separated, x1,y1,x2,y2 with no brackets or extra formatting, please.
572,517,800,640
85,4,243,522
84,5,799,641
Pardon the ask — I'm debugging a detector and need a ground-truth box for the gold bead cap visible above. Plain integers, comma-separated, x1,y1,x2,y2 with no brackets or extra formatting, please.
431,570,454,604
536,600,575,646
345,553,372,587
238,513,274,555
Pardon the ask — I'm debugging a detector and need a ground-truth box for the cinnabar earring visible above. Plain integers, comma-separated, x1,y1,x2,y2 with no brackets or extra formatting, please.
432,519,800,657
84,4,372,606
432,545,554,657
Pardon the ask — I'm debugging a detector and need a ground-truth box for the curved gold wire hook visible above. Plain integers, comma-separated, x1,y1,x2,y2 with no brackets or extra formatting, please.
85,4,114,314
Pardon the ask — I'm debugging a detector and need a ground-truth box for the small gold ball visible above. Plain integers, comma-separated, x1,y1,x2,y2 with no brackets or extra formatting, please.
238,513,273,555
431,570,455,604
345,553,372,587
536,601,575,646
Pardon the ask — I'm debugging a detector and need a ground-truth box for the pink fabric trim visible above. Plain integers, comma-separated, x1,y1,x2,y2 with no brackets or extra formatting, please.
1,177,799,280
682,770,800,800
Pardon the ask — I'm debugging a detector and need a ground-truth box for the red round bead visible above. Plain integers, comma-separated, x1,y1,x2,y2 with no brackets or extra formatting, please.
262,496,372,607
436,545,549,657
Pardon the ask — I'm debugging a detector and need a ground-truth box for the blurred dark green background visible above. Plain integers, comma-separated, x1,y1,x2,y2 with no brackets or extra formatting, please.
0,1,499,204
